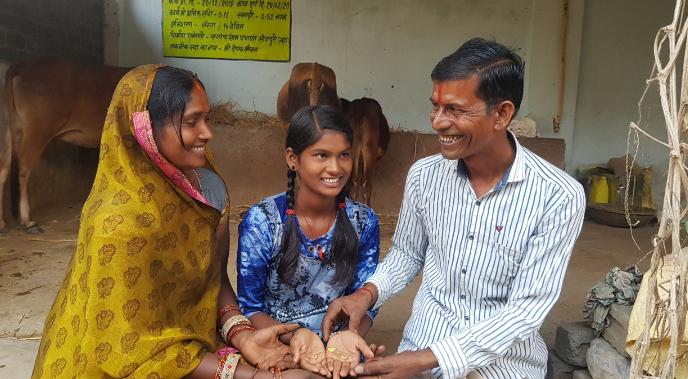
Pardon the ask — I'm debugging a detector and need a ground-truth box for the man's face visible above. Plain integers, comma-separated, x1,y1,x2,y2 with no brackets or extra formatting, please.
430,75,499,161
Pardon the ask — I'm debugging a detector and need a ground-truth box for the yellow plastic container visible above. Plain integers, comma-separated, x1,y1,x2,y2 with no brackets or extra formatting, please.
590,175,609,204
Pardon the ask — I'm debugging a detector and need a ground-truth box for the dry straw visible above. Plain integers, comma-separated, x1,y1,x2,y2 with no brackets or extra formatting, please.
627,1,688,377
208,101,282,129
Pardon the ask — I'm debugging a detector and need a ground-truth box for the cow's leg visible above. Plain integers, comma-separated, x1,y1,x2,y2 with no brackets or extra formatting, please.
18,164,42,233
16,132,48,234
0,127,11,233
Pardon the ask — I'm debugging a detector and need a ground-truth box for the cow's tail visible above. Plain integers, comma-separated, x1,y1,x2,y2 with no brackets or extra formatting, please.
377,104,390,160
2,63,20,218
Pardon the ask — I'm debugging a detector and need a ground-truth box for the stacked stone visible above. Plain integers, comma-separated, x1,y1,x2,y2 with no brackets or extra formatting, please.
546,321,593,379
546,305,632,379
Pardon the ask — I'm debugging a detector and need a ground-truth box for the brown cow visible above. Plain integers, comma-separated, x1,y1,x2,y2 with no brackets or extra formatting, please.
340,97,390,204
0,58,131,233
276,62,340,131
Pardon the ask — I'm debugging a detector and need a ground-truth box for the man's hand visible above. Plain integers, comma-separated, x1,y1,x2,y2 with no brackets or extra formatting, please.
353,350,437,379
364,344,386,362
290,328,330,377
322,290,373,340
234,323,301,370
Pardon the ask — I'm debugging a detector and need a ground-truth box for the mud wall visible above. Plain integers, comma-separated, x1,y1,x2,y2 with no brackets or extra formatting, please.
208,125,565,213
2,125,564,227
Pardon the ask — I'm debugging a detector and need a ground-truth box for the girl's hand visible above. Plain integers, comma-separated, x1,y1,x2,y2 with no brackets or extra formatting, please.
290,328,330,377
325,331,374,379
235,324,300,370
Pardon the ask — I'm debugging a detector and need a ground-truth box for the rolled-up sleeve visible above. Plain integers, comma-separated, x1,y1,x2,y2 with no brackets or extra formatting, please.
236,206,274,317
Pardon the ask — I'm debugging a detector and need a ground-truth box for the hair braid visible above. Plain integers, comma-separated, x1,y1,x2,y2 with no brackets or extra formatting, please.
330,184,358,285
278,168,300,283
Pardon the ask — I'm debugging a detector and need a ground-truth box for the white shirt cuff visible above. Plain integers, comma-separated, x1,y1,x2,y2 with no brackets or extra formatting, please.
429,334,469,379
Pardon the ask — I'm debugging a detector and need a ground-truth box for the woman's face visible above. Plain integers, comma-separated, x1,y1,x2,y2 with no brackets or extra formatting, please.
153,81,212,171
288,130,353,200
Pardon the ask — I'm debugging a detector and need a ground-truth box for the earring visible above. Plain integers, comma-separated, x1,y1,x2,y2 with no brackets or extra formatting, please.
290,166,296,170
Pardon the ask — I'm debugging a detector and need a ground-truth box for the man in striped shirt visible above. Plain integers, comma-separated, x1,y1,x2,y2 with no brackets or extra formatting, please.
322,38,586,378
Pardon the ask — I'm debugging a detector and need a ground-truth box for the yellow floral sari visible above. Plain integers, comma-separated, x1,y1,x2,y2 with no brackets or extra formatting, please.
32,65,227,378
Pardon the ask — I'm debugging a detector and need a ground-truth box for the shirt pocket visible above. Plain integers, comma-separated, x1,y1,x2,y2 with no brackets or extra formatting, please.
476,235,524,294
492,237,525,265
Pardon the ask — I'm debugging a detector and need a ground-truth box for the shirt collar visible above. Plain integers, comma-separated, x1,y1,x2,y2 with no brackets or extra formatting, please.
453,130,526,187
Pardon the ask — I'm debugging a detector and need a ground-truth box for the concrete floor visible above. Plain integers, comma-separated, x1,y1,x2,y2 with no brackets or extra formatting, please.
0,203,656,378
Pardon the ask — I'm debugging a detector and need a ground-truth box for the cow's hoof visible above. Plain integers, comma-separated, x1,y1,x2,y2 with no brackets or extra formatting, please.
25,224,44,234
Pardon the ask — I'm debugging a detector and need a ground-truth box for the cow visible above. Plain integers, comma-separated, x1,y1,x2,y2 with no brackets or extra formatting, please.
340,97,390,204
0,58,131,233
276,62,341,131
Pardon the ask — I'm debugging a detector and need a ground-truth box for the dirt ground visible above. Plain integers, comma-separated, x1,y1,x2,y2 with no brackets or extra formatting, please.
0,202,656,378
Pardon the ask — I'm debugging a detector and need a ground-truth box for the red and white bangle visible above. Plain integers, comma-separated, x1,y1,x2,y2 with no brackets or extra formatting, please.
217,304,242,320
220,315,251,344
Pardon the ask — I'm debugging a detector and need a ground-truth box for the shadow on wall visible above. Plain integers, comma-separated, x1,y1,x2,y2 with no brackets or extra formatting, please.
117,0,163,66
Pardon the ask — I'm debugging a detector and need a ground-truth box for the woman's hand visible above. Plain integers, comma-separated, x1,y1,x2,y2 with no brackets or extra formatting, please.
325,331,374,379
290,328,330,377
234,323,301,370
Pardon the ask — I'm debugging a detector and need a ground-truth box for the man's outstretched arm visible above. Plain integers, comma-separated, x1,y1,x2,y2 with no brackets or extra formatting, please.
322,163,429,338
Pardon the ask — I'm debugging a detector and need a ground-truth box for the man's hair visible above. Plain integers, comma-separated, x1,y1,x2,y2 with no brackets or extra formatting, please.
431,38,524,113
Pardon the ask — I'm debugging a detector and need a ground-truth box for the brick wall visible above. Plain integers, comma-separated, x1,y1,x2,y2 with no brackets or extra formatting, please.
0,0,103,63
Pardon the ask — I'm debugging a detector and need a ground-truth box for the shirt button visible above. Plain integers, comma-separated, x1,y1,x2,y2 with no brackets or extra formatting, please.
460,294,466,299
467,234,474,240
475,201,481,206
464,316,470,320
461,269,466,274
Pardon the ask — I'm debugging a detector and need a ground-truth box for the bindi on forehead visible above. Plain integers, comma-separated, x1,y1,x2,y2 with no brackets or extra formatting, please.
431,84,446,105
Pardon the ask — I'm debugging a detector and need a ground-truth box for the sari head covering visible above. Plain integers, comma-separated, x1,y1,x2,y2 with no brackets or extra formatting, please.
32,65,226,378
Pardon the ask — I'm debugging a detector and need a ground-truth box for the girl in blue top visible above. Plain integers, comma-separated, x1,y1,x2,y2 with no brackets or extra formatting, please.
237,105,381,379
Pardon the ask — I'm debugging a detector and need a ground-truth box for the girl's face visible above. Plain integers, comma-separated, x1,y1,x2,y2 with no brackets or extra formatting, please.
287,130,353,200
153,81,212,172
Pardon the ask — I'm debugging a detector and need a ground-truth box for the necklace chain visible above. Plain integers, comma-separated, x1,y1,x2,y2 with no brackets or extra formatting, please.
298,205,336,239
191,169,202,193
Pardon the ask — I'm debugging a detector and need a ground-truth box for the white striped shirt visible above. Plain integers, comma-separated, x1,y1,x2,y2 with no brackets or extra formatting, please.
366,135,585,378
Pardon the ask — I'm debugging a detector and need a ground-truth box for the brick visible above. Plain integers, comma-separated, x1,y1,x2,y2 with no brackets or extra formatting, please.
0,0,103,62
586,338,630,379
555,321,594,367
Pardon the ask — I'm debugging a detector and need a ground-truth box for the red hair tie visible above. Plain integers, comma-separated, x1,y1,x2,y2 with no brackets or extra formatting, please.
338,202,346,209
286,209,296,215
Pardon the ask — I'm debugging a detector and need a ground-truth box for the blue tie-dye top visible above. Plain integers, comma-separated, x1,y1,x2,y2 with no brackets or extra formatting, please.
236,193,380,336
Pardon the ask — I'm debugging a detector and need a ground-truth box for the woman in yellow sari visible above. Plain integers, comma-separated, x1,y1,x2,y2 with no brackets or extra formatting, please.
31,65,318,379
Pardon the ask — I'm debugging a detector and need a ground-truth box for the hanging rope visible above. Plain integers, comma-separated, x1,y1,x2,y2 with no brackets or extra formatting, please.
627,1,688,377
